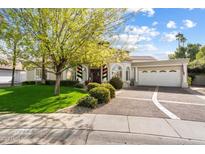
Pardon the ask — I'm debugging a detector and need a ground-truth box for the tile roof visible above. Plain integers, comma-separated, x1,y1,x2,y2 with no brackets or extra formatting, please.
129,56,157,60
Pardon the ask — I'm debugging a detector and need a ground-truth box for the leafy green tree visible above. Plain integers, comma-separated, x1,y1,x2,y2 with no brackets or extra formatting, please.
19,8,126,95
196,46,205,59
0,9,25,86
169,43,201,61
187,46,205,72
186,43,201,61
174,47,187,58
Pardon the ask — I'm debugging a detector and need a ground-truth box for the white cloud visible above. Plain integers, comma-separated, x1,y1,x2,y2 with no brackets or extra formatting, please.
127,8,155,17
124,25,160,41
162,31,177,42
138,44,158,51
183,19,197,28
110,34,158,52
109,24,159,52
152,21,158,26
166,20,177,29
140,8,155,17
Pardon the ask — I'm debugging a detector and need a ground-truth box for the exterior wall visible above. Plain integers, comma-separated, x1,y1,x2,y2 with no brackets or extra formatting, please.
26,68,69,81
108,62,131,88
192,74,205,86
24,59,189,88
26,70,35,81
0,69,26,83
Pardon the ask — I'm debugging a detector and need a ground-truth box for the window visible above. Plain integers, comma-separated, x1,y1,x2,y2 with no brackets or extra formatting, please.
160,70,166,72
151,70,157,73
169,70,176,72
111,65,122,79
142,70,148,73
126,67,130,81
35,68,42,80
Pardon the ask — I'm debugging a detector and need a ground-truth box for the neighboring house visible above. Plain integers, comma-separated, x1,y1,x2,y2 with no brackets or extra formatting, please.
27,56,189,88
0,63,26,84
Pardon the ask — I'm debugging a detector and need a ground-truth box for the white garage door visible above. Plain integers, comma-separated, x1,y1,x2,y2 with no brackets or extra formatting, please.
138,67,182,87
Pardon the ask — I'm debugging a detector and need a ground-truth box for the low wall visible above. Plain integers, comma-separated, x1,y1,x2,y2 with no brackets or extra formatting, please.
192,74,205,86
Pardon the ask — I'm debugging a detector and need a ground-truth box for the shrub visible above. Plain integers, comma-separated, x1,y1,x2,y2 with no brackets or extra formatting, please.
87,82,100,91
188,76,192,86
45,80,55,85
101,83,115,98
22,81,40,85
89,87,110,104
84,80,90,86
77,95,97,108
109,77,123,89
45,80,79,86
74,83,84,88
60,80,79,86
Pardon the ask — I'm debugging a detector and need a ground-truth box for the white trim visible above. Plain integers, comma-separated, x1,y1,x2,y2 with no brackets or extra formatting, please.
136,64,184,68
152,87,180,120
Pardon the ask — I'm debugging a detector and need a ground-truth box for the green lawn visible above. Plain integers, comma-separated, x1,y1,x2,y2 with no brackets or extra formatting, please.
0,85,87,113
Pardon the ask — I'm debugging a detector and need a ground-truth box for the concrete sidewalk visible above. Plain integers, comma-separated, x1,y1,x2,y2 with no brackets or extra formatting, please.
0,113,205,144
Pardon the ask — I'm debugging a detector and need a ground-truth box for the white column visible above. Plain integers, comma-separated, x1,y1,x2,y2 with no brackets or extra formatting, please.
135,67,138,85
182,64,188,88
122,64,126,82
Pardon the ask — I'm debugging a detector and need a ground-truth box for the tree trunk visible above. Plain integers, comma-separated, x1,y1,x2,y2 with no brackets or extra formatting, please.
41,56,47,84
11,64,16,86
54,72,61,95
178,41,180,48
11,44,17,87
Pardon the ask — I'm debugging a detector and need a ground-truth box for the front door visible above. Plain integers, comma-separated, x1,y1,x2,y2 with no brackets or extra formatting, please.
90,69,101,83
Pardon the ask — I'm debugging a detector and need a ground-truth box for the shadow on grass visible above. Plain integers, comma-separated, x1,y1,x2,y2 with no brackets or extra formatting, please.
0,85,87,113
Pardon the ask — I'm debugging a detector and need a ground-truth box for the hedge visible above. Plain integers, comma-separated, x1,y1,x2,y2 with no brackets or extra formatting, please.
87,82,100,91
89,87,110,104
100,83,115,98
45,80,79,86
77,95,97,108
109,77,123,89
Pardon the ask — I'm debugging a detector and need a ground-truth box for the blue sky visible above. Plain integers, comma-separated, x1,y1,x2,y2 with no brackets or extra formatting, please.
113,8,205,59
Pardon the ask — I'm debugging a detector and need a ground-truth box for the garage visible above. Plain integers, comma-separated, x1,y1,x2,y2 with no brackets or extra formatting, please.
138,66,182,87
131,59,189,88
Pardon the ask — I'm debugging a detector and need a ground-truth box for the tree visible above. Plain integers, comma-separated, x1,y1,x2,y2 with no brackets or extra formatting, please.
174,47,187,59
196,46,205,59
169,43,201,61
79,41,128,67
186,43,201,61
21,34,50,84
0,9,25,86
189,46,205,73
176,32,187,47
19,9,126,95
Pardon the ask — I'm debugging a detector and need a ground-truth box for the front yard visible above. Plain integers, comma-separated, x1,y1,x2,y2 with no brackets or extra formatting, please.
0,85,87,113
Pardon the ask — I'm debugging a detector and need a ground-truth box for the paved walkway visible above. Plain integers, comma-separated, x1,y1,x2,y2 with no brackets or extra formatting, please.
1,113,205,144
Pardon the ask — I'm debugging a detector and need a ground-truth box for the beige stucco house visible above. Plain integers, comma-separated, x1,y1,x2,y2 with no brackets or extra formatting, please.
26,56,189,88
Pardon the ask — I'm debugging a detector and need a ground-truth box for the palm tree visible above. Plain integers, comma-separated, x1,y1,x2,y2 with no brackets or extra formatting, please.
181,36,187,47
176,32,183,48
176,32,187,48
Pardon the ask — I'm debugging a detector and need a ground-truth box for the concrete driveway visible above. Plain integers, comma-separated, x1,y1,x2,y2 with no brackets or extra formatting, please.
88,86,205,122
